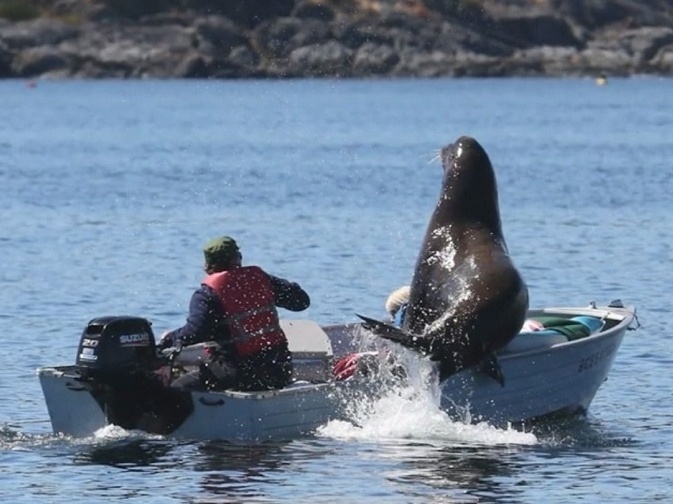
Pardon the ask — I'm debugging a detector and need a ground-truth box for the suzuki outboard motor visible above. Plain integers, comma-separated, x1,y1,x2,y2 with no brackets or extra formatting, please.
74,316,193,434
76,316,158,380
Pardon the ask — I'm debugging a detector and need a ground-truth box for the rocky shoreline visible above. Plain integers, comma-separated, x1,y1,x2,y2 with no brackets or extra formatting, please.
1,0,673,79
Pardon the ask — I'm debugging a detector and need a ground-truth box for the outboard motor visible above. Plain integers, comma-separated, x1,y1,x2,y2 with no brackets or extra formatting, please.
74,316,193,434
76,316,158,381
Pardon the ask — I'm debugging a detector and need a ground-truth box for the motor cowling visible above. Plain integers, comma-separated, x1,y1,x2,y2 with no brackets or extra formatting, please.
74,316,194,435
76,316,158,379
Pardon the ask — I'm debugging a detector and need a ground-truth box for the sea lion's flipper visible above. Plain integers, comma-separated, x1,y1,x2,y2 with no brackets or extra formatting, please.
356,314,408,343
479,354,505,387
357,314,434,355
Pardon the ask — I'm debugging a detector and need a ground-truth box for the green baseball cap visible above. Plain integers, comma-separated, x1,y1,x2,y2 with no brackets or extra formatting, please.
203,236,240,265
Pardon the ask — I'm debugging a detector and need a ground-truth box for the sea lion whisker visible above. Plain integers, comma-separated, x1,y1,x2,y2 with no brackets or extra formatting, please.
425,150,442,164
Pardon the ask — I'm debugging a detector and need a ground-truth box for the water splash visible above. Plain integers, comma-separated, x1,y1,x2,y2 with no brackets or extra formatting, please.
427,226,456,271
93,424,163,442
318,353,537,446
93,424,136,440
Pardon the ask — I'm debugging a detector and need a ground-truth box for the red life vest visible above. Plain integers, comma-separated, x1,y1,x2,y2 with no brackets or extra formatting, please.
202,266,286,357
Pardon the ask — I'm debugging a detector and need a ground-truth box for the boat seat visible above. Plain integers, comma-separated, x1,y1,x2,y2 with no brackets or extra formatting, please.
281,319,334,383
172,320,335,383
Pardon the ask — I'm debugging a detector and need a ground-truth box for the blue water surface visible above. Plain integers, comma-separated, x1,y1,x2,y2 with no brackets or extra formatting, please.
1,77,672,503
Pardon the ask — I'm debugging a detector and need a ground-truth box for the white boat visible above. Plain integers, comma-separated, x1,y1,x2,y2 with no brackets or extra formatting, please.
436,301,637,425
38,301,637,442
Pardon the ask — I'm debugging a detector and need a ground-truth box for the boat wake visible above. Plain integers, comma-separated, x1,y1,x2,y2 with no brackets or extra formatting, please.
0,421,165,455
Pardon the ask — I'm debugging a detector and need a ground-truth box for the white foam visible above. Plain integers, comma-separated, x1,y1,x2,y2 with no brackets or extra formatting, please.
93,424,163,441
318,355,537,446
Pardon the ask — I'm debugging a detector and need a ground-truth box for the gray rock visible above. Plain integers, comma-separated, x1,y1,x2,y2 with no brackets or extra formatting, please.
254,17,331,58
551,0,673,29
423,0,485,24
0,18,79,50
575,46,635,74
229,45,259,68
182,0,294,28
174,52,211,78
48,0,114,21
334,19,397,49
508,46,580,76
619,27,673,64
490,13,582,49
12,46,70,76
0,39,14,77
650,45,673,72
292,1,335,22
194,15,246,56
288,40,353,77
71,59,131,78
450,51,504,77
550,0,633,29
438,21,514,57
353,42,399,76
99,0,173,19
2,0,673,79
59,23,194,76
588,26,673,69
393,49,456,77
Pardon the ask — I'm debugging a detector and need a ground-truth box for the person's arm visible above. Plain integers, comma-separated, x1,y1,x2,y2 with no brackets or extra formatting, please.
160,286,223,347
267,274,310,311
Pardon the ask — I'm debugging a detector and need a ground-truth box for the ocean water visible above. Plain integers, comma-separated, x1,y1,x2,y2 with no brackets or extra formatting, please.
1,77,672,503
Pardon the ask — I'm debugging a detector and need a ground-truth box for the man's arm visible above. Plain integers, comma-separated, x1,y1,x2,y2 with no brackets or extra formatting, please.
160,286,223,347
267,274,310,312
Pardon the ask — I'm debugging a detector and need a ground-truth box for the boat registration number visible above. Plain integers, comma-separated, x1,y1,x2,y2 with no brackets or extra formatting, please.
578,343,616,373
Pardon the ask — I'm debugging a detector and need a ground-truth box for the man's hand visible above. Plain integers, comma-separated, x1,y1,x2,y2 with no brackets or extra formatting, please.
332,351,379,381
157,331,174,350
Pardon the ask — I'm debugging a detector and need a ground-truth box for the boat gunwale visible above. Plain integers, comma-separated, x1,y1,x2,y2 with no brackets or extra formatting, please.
322,305,637,359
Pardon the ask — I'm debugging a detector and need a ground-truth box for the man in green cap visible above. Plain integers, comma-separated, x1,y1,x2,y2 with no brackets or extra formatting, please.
160,235,310,391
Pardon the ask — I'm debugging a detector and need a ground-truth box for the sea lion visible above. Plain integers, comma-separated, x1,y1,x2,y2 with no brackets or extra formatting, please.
359,136,529,385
